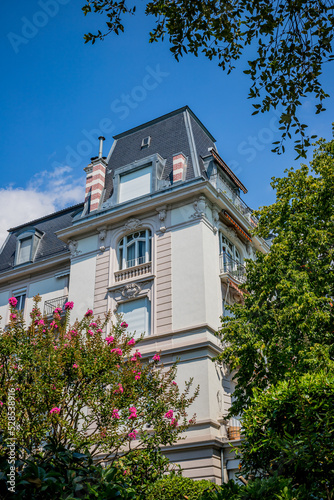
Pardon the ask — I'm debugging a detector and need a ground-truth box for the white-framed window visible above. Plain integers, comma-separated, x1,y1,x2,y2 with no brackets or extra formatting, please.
118,297,151,338
118,230,151,269
219,233,241,272
15,229,43,266
118,165,152,203
13,290,27,312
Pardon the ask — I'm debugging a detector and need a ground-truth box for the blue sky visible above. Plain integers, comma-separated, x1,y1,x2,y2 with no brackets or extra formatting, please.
1,0,333,244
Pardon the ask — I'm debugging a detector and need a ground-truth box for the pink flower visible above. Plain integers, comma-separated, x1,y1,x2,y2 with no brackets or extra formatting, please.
152,353,160,362
170,418,178,428
8,297,18,307
10,314,17,321
112,408,120,419
127,338,135,346
121,321,128,328
165,410,173,419
135,373,141,380
105,336,114,345
70,329,78,337
54,307,62,314
88,330,94,336
172,381,177,386
113,383,124,394
50,321,58,328
73,364,78,368
135,351,142,359
85,309,93,317
50,407,61,414
89,322,97,328
38,319,45,326
0,401,3,406
111,348,123,356
128,407,137,419
97,328,103,334
54,346,58,350
130,356,137,362
64,301,74,310
128,430,138,440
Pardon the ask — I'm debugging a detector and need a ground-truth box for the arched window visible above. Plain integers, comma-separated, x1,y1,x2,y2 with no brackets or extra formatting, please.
219,234,241,271
118,230,152,269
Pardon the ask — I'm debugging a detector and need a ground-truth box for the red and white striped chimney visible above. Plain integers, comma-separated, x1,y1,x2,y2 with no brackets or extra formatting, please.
84,137,106,212
172,153,187,183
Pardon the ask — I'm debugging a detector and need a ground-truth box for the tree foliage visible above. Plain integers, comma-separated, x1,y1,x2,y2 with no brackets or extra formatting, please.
216,133,334,496
0,296,198,465
241,369,334,498
82,0,334,157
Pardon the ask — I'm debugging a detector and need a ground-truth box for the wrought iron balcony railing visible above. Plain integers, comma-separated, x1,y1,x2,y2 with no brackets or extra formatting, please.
219,255,246,284
209,172,259,226
43,295,68,316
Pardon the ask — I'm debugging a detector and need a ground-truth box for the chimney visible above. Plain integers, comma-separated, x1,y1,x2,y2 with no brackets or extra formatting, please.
84,137,107,212
172,153,187,183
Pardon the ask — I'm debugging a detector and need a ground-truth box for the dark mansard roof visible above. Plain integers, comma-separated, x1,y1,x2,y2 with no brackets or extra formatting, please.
0,204,83,274
103,106,217,202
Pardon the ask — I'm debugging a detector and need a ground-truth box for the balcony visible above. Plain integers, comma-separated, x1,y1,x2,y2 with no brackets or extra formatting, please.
114,261,152,283
43,295,68,316
209,172,259,226
219,255,246,285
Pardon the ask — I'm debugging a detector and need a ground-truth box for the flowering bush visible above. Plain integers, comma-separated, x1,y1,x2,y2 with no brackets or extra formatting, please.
0,295,198,464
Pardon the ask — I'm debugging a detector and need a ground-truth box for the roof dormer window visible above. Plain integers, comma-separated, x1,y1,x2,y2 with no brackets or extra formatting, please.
14,229,43,266
118,165,152,204
141,136,151,149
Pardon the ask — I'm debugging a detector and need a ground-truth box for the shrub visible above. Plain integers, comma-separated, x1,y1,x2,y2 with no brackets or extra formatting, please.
0,436,135,499
146,475,215,500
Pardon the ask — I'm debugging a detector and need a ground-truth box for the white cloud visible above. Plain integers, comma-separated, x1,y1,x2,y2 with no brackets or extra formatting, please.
0,166,85,247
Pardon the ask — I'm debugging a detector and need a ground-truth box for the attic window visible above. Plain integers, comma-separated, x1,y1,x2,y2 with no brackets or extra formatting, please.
14,229,43,266
141,136,151,149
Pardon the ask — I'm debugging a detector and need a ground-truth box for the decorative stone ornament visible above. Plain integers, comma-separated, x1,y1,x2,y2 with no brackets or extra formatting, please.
97,226,107,252
212,205,220,233
123,218,143,232
121,283,141,298
191,195,207,219
156,205,167,232
67,240,81,257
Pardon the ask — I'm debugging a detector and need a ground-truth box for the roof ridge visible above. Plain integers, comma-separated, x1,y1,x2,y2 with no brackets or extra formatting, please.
112,106,215,142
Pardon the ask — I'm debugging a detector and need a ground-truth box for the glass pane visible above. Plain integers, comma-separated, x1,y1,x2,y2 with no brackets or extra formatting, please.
119,247,123,270
223,251,233,272
15,294,26,311
18,238,32,264
126,242,136,268
148,238,151,261
138,241,146,265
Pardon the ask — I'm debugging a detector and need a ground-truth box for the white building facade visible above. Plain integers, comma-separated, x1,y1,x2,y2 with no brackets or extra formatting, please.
0,107,269,483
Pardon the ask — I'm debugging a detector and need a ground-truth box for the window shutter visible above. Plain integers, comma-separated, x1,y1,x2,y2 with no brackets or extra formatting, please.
118,298,150,338
119,166,152,203
18,238,32,264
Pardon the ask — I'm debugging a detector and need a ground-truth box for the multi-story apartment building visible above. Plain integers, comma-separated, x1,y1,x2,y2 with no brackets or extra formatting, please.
0,107,269,483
